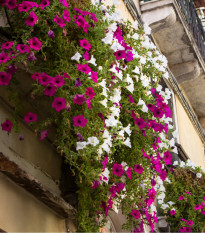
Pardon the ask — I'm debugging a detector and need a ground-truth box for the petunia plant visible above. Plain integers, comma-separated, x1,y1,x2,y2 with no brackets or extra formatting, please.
161,160,205,232
0,0,178,232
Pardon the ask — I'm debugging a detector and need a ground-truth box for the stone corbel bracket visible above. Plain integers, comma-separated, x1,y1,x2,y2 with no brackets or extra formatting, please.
0,152,77,219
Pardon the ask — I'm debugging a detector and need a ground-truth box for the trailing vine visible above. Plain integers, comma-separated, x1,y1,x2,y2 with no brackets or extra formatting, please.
0,0,178,231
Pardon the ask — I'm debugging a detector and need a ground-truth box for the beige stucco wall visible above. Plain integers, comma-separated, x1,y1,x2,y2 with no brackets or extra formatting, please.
0,173,66,232
175,96,205,168
105,0,140,23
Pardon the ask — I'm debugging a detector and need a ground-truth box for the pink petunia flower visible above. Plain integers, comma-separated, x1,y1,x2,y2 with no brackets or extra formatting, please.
131,209,141,220
163,151,172,165
18,1,38,12
77,64,92,74
114,50,126,60
5,0,17,9
25,11,38,27
0,72,12,86
29,37,42,51
16,44,30,53
39,0,50,10
179,196,184,201
40,129,49,140
24,112,37,124
126,167,132,179
128,95,134,103
63,10,71,23
52,97,66,112
90,71,98,83
112,163,124,177
134,117,146,130
83,51,90,61
53,15,66,27
170,210,176,215
134,164,144,174
92,180,100,189
186,220,194,226
38,73,52,86
1,119,13,132
0,52,10,64
44,85,56,96
73,94,85,105
52,75,65,87
194,204,202,210
79,38,91,50
86,99,92,109
86,87,95,99
59,0,69,8
1,41,14,50
73,115,88,128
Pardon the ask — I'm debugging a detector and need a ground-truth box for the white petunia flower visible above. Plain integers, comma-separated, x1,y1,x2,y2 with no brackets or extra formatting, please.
87,137,99,147
98,79,107,88
124,124,132,136
133,66,140,74
99,99,107,107
133,20,139,29
101,168,110,184
144,23,152,34
161,204,169,210
76,141,87,150
173,161,179,166
132,33,139,40
88,55,97,66
168,201,175,206
105,116,119,127
71,52,82,62
122,137,131,148
196,173,202,178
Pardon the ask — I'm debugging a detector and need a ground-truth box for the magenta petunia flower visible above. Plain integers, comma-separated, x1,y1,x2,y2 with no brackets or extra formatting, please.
32,72,41,80
126,167,132,179
128,95,134,103
52,97,66,112
48,30,55,38
170,210,176,216
109,185,116,197
16,44,30,53
53,15,66,27
29,37,42,51
185,227,191,233
0,52,10,64
73,115,88,128
1,41,14,50
24,112,37,124
134,117,146,130
116,183,125,193
194,204,202,210
112,163,124,177
86,87,95,100
147,188,156,206
86,99,92,109
40,129,49,140
52,75,65,87
92,180,100,189
5,0,17,9
179,196,184,201
164,151,172,165
179,227,186,232
0,72,12,86
131,209,141,220
18,1,38,12
7,64,18,74
63,9,71,23
44,85,56,96
63,73,70,80
73,94,85,105
186,220,194,226
134,164,144,174
39,0,50,10
77,64,92,74
201,210,205,215
25,11,38,27
1,119,13,132
38,73,52,86
90,71,98,83
75,78,81,87
153,106,164,118
114,50,126,60
185,191,192,195
74,15,86,28
59,0,69,8
79,38,91,51
83,51,90,61
160,170,167,182
27,52,36,61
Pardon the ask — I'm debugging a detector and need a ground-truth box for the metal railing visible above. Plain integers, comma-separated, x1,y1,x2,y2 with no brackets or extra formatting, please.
142,0,205,61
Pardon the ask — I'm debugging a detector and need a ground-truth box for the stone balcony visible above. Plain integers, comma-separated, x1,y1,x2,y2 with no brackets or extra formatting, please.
140,0,205,130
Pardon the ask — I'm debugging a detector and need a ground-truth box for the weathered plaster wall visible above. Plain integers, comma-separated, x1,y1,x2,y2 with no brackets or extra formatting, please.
0,173,66,232
175,96,205,168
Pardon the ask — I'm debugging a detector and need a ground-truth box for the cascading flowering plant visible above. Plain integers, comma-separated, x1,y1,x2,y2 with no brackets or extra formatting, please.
161,159,205,233
0,0,178,231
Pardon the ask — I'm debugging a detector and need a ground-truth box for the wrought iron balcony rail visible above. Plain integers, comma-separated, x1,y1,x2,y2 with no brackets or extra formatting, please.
141,0,205,61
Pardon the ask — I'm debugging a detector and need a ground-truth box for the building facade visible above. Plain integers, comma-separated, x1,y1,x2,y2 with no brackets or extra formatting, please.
0,0,205,232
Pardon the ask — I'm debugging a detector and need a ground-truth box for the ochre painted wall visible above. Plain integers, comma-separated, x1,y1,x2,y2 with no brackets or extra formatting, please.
175,96,205,168
0,173,66,232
